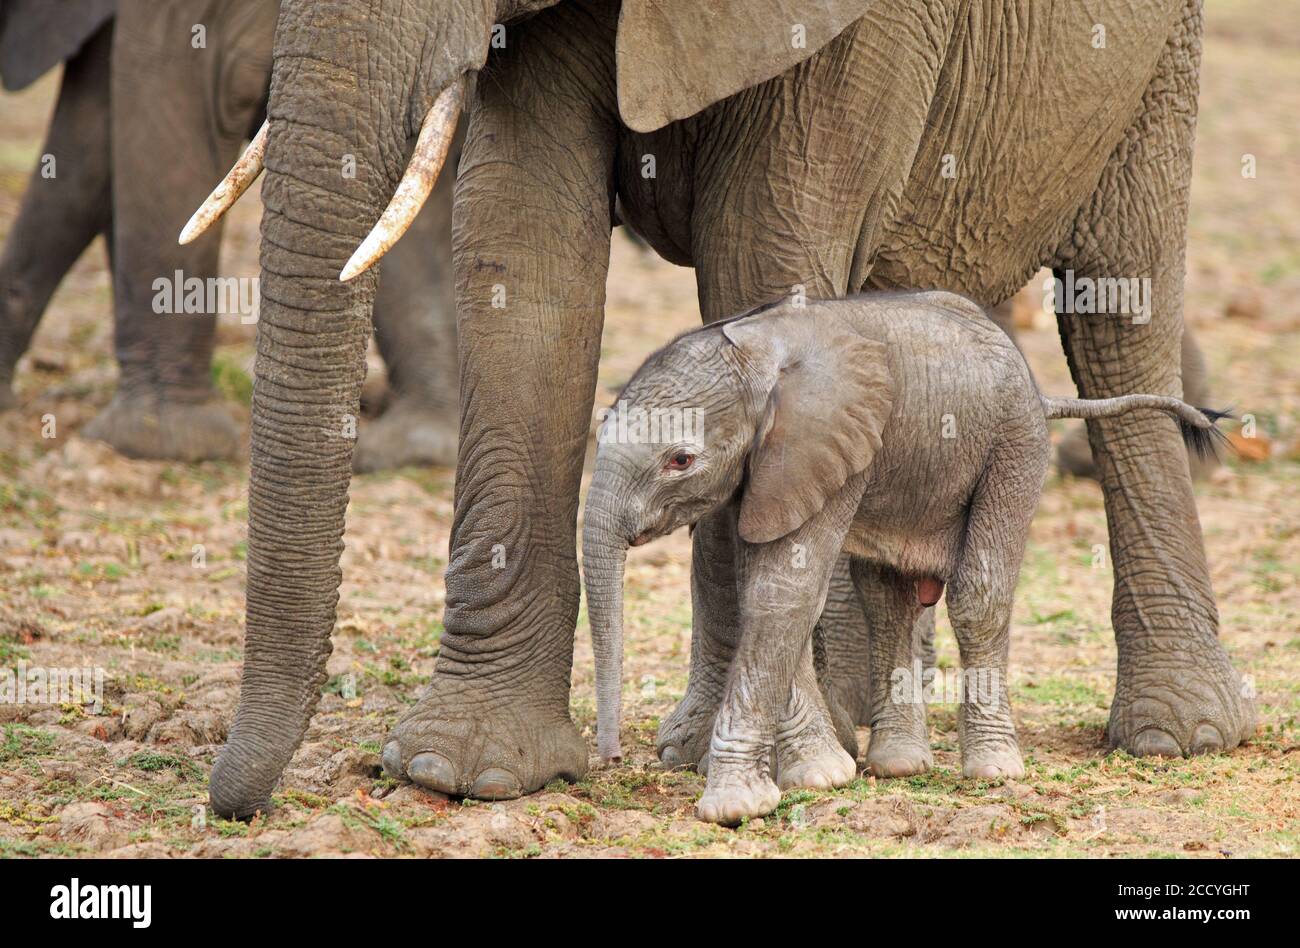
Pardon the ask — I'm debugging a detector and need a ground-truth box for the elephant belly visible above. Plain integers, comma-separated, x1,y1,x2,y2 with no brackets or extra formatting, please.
844,458,978,581
868,0,1182,306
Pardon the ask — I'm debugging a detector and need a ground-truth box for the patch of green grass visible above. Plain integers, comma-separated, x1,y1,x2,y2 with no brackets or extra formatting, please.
211,351,253,406
122,751,203,782
0,724,56,765
1016,675,1108,708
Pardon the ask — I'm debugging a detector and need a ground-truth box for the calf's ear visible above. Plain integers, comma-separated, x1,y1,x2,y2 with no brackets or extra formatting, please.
723,308,893,544
615,1,876,133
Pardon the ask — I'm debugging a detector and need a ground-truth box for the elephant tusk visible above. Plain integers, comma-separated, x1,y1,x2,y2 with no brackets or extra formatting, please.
178,121,269,245
339,81,464,282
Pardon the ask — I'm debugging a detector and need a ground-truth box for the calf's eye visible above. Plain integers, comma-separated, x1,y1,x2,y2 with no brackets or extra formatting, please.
665,452,695,471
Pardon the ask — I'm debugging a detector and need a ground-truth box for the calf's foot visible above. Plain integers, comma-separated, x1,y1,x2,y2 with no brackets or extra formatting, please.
775,681,857,790
866,728,933,778
696,766,781,826
961,736,1025,780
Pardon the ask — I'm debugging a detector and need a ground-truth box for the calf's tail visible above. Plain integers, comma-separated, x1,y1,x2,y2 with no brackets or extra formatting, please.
1040,394,1232,462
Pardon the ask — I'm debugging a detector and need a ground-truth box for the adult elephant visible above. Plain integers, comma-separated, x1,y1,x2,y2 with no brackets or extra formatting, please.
0,0,457,469
193,0,1254,818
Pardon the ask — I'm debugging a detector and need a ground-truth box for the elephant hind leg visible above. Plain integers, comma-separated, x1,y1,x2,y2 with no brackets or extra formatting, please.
851,560,932,779
1052,0,1253,757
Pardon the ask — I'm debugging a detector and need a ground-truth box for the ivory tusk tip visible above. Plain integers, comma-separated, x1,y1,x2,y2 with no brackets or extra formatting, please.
178,215,203,245
338,245,374,282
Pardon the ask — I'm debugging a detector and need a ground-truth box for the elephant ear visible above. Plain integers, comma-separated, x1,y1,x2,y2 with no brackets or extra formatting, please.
615,1,876,133
0,0,116,92
724,307,894,545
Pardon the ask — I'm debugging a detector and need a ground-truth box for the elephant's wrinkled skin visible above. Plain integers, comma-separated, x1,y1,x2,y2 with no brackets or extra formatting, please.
0,0,457,468
209,0,1253,818
584,292,1227,825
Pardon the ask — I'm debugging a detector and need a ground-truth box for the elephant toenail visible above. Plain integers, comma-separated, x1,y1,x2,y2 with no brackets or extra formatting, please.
1130,728,1182,758
659,745,683,768
470,768,522,800
382,742,403,779
407,752,458,793
1190,723,1225,755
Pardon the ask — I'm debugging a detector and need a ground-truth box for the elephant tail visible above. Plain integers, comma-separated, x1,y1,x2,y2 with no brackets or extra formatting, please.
1040,394,1233,462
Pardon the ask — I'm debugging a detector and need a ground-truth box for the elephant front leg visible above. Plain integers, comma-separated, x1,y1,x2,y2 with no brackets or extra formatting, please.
1053,6,1253,758
382,4,618,800
773,642,858,791
657,503,742,770
697,490,861,826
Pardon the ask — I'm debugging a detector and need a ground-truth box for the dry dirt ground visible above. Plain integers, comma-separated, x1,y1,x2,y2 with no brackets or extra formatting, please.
1,1,1297,858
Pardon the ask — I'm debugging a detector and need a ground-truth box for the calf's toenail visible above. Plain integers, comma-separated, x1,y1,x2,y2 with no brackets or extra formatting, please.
470,768,522,800
407,752,458,793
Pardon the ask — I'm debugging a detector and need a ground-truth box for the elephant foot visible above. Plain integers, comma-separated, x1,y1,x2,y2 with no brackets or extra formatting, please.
0,378,16,411
656,676,724,770
382,679,587,800
353,397,457,472
82,391,240,461
1107,648,1255,758
696,768,781,827
1056,422,1219,481
776,737,856,792
960,737,1024,780
865,730,933,778
775,678,858,789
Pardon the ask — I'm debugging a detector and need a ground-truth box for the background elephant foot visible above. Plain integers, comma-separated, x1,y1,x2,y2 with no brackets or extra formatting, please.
381,677,587,800
81,391,240,461
1055,422,1220,481
353,397,458,472
0,379,16,411
1107,645,1256,758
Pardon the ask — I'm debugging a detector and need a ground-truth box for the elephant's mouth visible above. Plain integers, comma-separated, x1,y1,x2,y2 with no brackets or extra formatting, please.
630,533,652,547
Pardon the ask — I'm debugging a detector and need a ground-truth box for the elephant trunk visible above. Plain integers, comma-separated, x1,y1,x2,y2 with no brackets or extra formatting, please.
582,477,632,763
210,0,472,819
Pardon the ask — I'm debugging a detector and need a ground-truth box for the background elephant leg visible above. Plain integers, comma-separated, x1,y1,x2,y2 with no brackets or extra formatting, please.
0,22,112,407
83,0,272,461
383,3,617,800
1053,6,1253,757
355,130,461,472
852,560,931,778
657,502,742,769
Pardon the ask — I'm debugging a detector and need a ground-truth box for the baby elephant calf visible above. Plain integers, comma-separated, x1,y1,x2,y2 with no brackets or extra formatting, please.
582,291,1222,825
